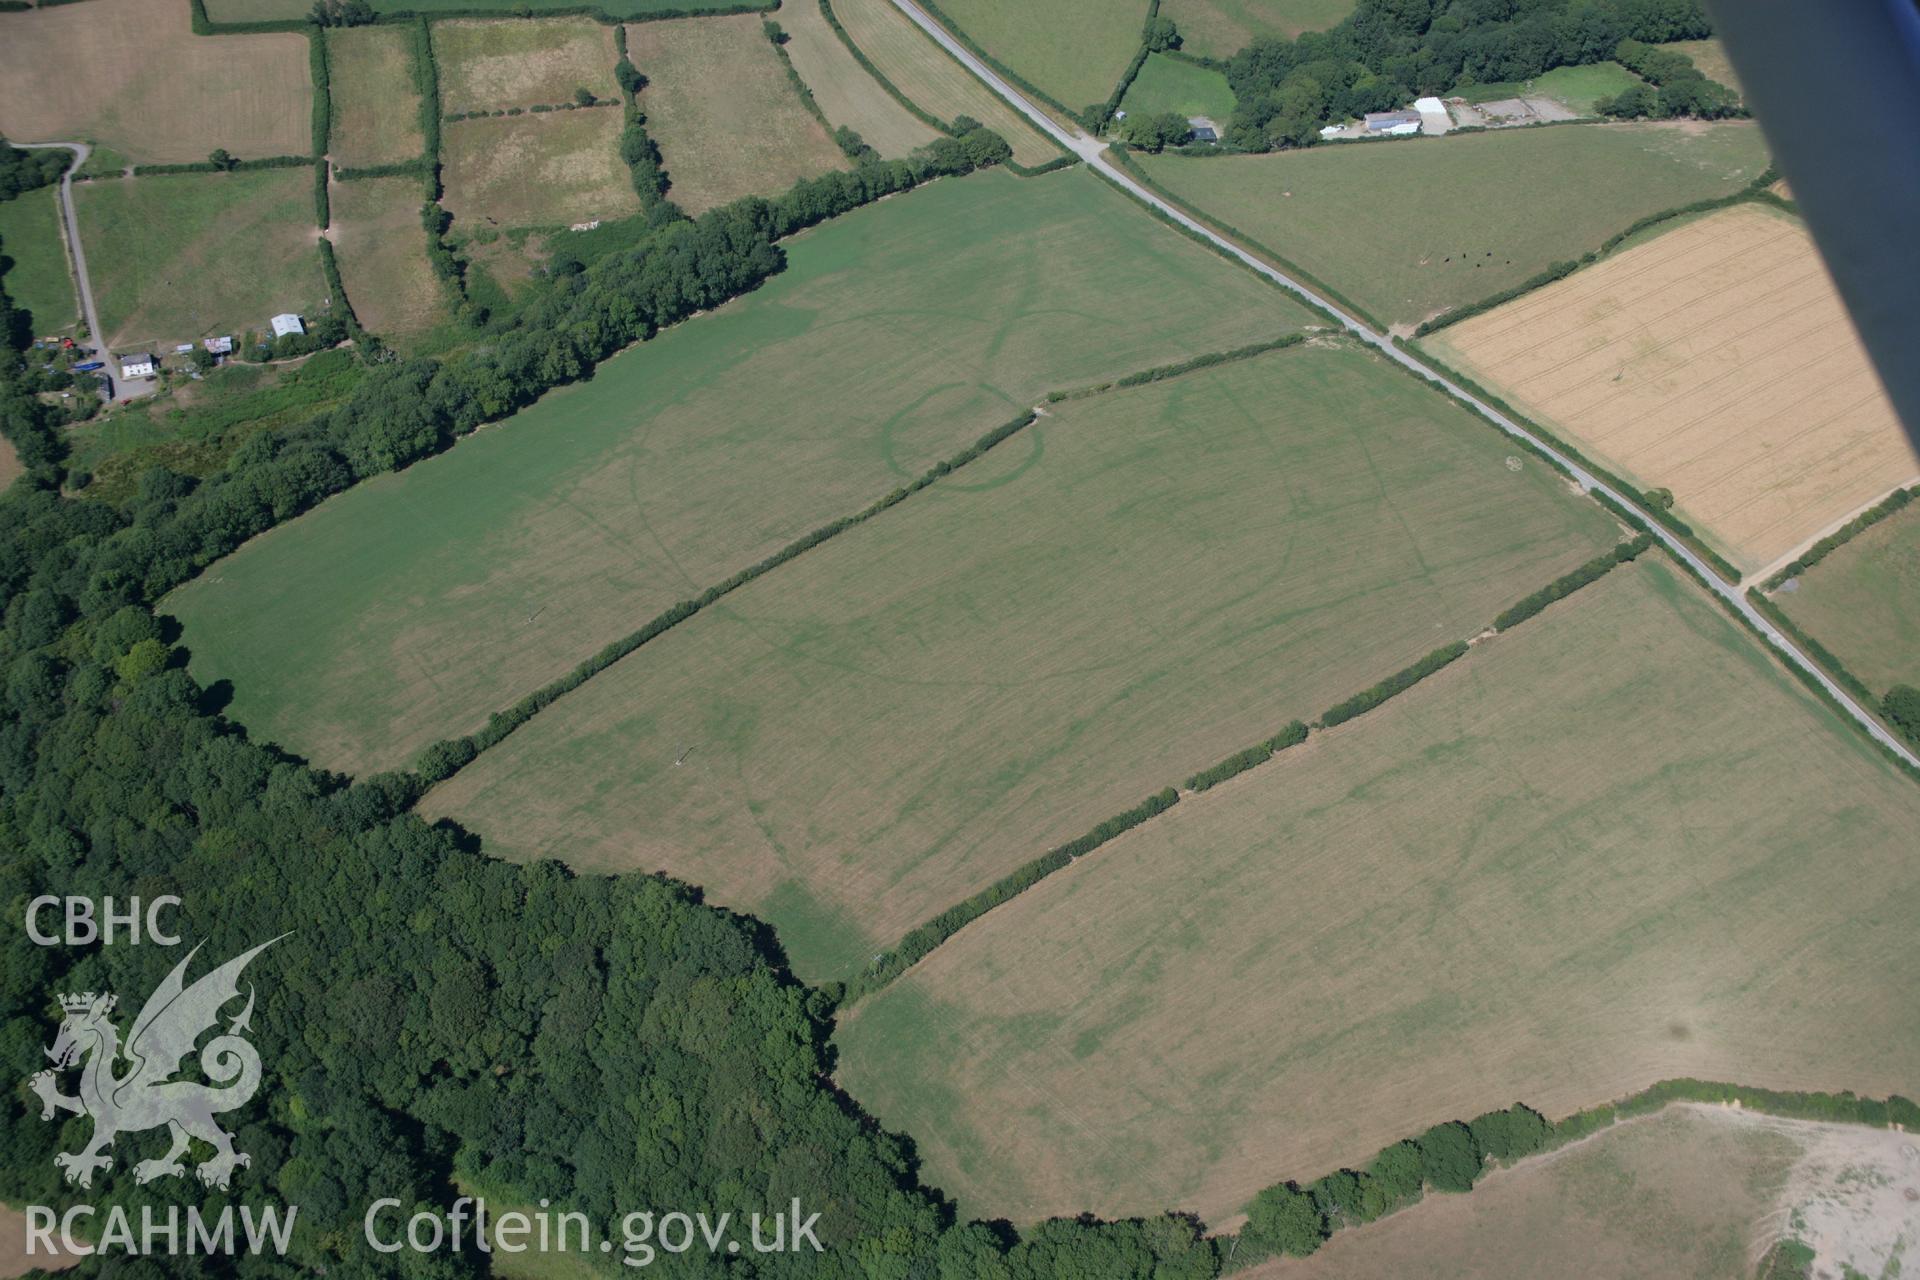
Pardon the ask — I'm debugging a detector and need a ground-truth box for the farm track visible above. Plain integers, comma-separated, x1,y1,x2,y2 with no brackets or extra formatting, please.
885,0,1920,770
14,142,154,400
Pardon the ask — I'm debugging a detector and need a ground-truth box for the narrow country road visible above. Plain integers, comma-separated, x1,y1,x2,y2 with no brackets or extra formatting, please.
884,0,1920,769
18,143,109,363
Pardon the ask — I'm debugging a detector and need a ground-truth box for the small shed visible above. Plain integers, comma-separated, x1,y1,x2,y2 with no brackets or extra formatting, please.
1187,116,1220,143
120,353,157,379
270,313,305,338
1364,110,1422,134
203,335,234,355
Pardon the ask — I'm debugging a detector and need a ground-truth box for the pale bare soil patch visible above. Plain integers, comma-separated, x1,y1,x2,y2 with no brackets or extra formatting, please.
629,15,849,214
326,26,425,167
0,0,311,163
0,437,21,494
435,17,619,115
830,0,1058,167
329,177,444,337
1429,204,1920,573
441,109,639,229
1246,1103,1920,1280
778,0,941,157
835,560,1920,1224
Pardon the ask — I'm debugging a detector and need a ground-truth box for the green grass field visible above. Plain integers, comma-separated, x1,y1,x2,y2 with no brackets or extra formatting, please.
1454,63,1642,113
1138,120,1770,327
326,25,425,167
1662,37,1742,98
1776,499,1920,697
75,169,327,349
1160,0,1353,60
167,168,1312,779
422,342,1619,981
328,175,445,338
835,557,1920,1224
0,187,77,334
1119,53,1235,122
932,0,1149,110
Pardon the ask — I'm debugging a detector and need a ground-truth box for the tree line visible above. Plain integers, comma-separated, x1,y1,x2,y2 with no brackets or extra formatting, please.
1224,0,1714,149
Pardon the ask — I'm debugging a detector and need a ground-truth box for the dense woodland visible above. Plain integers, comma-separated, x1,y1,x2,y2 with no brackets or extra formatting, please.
1221,0,1720,148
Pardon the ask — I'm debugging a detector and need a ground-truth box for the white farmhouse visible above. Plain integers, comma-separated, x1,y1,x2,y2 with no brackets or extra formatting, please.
119,353,157,379
270,313,305,338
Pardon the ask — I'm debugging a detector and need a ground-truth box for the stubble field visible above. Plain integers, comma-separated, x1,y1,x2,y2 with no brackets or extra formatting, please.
166,169,1310,779
440,108,638,228
326,25,426,168
327,176,445,338
0,0,311,164
1427,203,1920,573
930,0,1148,110
629,15,849,214
76,169,327,349
422,342,1619,981
827,0,1058,167
1160,0,1354,59
1136,121,1769,328
435,18,619,115
776,0,942,158
1774,498,1920,695
835,558,1920,1224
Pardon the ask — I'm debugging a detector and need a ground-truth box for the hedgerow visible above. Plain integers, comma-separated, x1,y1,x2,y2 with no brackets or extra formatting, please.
1185,721,1307,792
1319,641,1469,728
1763,484,1915,589
840,788,1180,1005
1493,534,1653,632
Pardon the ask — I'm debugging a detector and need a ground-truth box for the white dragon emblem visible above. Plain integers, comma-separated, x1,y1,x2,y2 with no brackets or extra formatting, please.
28,938,280,1191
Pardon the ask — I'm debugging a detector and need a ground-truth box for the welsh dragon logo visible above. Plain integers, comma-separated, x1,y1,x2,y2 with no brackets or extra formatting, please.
29,938,280,1191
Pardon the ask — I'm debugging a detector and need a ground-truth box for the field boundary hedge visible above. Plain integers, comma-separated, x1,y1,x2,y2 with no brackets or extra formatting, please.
128,154,314,176
405,337,1328,794
1493,534,1653,631
1047,332,1302,401
1103,145,1388,331
1762,483,1916,590
837,787,1180,1004
834,545,1649,1005
190,1,774,36
1093,0,1159,128
1415,165,1783,337
314,238,367,344
813,0,1075,175
1400,338,1745,583
1318,641,1469,728
1220,1079,1920,1270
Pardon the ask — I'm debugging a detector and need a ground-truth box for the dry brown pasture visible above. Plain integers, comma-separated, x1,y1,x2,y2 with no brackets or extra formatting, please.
828,0,1059,167
328,177,444,337
326,26,425,168
0,0,311,163
0,438,21,495
834,559,1920,1225
777,0,942,157
440,109,638,229
1428,204,1920,574
628,15,848,214
434,18,619,116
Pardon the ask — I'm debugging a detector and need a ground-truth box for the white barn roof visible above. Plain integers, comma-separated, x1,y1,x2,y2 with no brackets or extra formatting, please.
270,313,305,338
